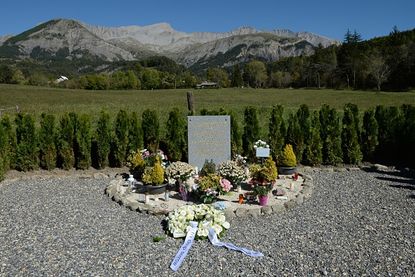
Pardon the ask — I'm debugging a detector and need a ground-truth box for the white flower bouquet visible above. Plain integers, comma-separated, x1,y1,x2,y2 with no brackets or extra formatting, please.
253,140,269,149
166,204,230,239
165,161,195,182
217,160,247,186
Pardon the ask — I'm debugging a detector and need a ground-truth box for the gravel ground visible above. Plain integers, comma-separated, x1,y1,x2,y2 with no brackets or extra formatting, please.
1,169,414,276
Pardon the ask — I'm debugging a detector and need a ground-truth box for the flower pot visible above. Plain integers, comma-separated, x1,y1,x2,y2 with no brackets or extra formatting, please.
258,195,269,206
145,184,167,195
278,166,297,175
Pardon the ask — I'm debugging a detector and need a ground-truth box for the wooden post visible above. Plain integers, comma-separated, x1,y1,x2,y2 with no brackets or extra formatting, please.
187,91,195,115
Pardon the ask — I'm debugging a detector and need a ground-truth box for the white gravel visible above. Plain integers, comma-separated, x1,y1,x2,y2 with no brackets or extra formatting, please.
0,170,414,276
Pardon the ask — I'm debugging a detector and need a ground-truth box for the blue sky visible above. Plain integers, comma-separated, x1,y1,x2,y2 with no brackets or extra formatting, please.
1,0,414,40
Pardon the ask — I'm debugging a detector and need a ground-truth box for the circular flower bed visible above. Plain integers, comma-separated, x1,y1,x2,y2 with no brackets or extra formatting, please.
166,204,230,239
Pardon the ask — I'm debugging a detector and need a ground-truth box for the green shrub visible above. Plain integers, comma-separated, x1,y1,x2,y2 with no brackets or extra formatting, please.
0,123,7,180
128,112,143,155
319,105,342,165
341,103,362,164
142,156,165,185
57,113,75,170
15,114,39,171
268,105,286,165
303,111,323,166
280,144,297,167
165,108,186,161
285,113,303,161
200,159,216,176
110,110,129,167
230,111,242,157
142,109,160,153
249,156,278,184
295,104,311,162
39,113,57,170
375,106,403,164
242,106,260,161
93,111,111,169
361,109,378,161
74,114,91,169
400,104,415,167
0,115,15,171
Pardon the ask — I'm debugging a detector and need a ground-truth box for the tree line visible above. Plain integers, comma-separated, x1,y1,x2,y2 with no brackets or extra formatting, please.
1,104,414,180
1,28,414,91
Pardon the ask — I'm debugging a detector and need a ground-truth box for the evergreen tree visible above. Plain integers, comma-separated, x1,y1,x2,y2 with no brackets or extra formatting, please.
400,104,415,167
15,114,39,171
296,104,311,162
57,113,75,169
0,123,7,180
319,105,343,165
0,116,16,170
110,110,129,167
231,64,243,87
303,111,323,165
230,111,242,156
93,111,111,169
74,115,91,170
128,112,143,154
268,105,286,165
165,108,186,161
341,103,362,164
361,109,378,161
39,113,57,170
142,109,160,152
242,106,260,161
285,113,303,162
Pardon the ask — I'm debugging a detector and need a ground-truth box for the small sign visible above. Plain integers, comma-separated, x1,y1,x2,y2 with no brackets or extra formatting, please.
256,147,270,158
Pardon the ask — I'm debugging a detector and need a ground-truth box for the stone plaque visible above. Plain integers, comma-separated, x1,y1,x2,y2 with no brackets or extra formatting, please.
188,116,231,170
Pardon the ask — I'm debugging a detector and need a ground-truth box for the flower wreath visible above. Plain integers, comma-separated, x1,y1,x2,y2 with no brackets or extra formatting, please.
166,204,230,239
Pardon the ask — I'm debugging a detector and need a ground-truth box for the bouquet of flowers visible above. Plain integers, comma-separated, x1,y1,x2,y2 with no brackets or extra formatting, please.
217,160,247,187
254,140,269,149
166,204,230,239
141,149,169,168
197,173,230,203
165,161,195,183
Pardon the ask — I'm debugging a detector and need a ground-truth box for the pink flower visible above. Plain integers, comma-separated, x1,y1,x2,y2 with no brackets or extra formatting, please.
220,178,232,192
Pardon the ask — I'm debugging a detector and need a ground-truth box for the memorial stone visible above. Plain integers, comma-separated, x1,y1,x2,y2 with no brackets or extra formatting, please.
188,116,231,170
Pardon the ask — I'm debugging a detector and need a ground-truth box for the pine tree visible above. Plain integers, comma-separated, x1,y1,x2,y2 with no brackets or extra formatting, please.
242,106,260,161
15,114,39,171
230,111,242,156
303,111,323,165
231,64,243,87
39,113,57,170
285,113,303,162
128,112,143,154
93,111,111,169
57,113,75,169
268,105,286,165
341,103,362,164
74,114,91,169
361,109,378,161
319,105,342,165
296,104,311,162
165,108,186,161
0,122,7,180
142,109,160,152
110,110,129,167
0,115,16,170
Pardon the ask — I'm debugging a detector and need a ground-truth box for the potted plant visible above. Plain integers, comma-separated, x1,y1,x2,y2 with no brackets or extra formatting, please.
279,144,298,175
249,157,278,206
217,160,247,192
253,184,273,206
142,156,167,195
127,149,145,180
165,161,196,201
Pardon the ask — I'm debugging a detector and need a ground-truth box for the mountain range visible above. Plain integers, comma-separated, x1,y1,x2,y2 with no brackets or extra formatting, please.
0,19,339,71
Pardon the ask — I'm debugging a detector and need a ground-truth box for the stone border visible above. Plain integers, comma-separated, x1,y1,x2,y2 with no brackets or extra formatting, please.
105,173,314,219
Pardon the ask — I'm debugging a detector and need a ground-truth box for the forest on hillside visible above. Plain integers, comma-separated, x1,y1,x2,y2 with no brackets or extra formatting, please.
0,28,414,91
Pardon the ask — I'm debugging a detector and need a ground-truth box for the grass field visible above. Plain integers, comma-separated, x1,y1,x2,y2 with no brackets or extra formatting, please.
1,84,414,124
